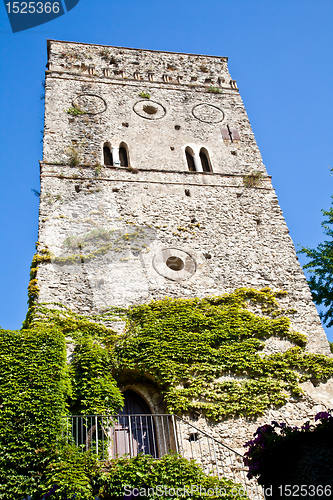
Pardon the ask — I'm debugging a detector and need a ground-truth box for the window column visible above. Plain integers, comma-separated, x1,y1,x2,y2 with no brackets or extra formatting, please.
112,147,120,166
193,153,203,172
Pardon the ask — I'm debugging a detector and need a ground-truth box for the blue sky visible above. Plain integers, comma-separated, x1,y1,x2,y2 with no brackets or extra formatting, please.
0,0,333,339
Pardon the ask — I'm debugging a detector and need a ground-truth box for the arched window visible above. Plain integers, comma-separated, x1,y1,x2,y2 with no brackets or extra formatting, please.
119,144,129,167
103,144,113,166
185,147,196,172
199,148,212,172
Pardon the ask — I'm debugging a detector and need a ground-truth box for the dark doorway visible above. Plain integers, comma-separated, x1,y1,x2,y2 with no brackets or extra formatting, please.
115,390,158,457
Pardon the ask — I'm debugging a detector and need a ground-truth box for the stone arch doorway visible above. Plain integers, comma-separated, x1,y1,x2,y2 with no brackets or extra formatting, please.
114,390,158,457
120,389,152,415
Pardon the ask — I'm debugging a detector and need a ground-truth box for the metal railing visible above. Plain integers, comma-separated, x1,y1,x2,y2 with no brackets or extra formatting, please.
61,414,263,499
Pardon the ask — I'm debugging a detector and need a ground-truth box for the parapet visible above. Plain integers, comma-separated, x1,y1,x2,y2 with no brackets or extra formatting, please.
46,40,237,91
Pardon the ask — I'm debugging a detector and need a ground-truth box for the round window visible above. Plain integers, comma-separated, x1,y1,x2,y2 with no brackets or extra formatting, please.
166,256,184,271
153,248,196,281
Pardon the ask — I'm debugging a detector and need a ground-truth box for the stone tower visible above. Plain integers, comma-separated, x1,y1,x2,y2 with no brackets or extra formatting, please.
38,39,329,358
36,40,333,456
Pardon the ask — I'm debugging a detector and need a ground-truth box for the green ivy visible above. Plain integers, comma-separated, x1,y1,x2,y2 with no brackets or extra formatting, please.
26,287,333,421
69,336,124,415
0,325,69,498
44,445,101,500
113,289,332,419
27,302,124,416
3,286,333,497
98,453,247,500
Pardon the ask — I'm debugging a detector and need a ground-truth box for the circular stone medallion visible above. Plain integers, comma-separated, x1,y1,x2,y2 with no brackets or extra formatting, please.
133,100,166,120
192,103,224,123
73,94,107,115
153,248,196,281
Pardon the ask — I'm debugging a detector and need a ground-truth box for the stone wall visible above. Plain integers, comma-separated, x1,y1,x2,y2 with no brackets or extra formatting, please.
43,41,261,175
37,40,333,451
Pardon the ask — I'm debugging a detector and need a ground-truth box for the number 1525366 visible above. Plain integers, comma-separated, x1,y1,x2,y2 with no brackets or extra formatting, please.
6,2,60,14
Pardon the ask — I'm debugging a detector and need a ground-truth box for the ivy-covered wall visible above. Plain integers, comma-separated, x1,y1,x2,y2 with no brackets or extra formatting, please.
0,325,69,497
1,286,333,498
27,287,333,420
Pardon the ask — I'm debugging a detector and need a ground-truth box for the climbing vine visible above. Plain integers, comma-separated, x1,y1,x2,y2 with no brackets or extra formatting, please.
69,335,124,415
115,289,333,419
0,324,69,498
3,286,333,497
25,287,333,420
97,453,246,500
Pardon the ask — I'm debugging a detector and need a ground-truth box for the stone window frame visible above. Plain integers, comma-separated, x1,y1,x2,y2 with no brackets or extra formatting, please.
199,147,213,172
103,142,113,166
184,145,213,173
185,146,196,172
119,141,130,167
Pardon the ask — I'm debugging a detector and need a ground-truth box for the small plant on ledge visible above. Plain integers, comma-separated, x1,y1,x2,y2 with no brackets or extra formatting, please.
126,165,139,173
100,48,111,57
138,91,150,99
66,144,81,167
65,105,86,116
94,164,104,177
243,171,263,188
207,86,223,94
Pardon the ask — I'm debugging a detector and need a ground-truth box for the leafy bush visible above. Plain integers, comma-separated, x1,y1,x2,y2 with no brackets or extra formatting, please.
20,452,247,499
44,446,101,500
0,325,69,498
98,453,247,500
